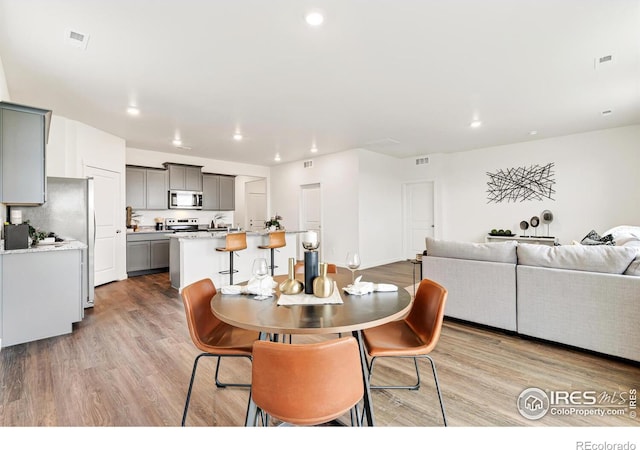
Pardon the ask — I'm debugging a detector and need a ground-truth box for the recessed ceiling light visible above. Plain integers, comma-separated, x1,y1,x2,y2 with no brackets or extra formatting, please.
305,11,324,27
529,130,538,136
172,138,182,146
126,106,140,116
470,120,482,128
233,133,243,141
310,146,318,153
274,153,281,162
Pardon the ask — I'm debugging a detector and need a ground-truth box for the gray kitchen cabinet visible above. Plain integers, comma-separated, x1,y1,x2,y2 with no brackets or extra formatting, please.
165,163,203,191
146,168,168,209
126,166,146,210
126,166,168,210
202,173,235,211
219,175,235,210
1,249,82,348
126,241,151,272
0,102,51,205
150,240,170,269
202,173,220,210
126,232,170,275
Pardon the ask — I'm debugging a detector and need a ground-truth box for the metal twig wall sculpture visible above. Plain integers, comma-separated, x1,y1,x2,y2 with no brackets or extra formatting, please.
486,163,556,203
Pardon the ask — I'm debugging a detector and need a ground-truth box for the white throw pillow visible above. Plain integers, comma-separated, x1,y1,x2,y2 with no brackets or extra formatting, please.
517,243,638,274
425,237,517,264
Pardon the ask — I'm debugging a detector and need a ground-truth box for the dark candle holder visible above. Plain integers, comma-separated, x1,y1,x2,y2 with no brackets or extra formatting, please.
304,250,319,294
302,236,320,294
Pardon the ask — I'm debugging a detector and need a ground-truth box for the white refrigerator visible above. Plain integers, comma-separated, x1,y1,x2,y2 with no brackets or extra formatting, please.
20,176,95,308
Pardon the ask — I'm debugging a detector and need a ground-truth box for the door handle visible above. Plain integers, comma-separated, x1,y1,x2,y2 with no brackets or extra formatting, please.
116,229,122,234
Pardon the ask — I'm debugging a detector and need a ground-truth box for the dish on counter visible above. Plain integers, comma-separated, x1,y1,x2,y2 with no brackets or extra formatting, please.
488,233,516,237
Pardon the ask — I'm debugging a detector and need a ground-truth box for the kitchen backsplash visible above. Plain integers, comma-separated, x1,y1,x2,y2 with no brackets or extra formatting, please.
131,209,235,228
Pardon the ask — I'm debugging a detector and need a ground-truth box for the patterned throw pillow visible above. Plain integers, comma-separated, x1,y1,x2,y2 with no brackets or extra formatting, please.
580,230,615,245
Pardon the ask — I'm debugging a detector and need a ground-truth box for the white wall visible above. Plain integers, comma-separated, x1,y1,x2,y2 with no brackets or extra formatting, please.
0,54,9,102
358,149,404,267
46,116,128,280
269,149,405,268
270,150,360,266
400,125,640,245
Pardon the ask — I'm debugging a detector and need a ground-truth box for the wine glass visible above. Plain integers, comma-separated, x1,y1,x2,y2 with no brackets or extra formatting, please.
252,258,269,299
346,252,361,284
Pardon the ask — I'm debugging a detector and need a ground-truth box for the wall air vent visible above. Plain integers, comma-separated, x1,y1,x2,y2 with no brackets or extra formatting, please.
415,157,429,165
303,160,313,169
65,29,90,50
594,54,613,69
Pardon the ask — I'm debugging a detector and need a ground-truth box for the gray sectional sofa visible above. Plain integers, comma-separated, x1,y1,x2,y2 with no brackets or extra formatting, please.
422,236,640,363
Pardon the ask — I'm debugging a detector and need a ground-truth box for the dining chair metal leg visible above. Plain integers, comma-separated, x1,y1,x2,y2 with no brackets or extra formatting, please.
368,355,421,390
367,354,447,426
352,329,375,426
214,355,252,388
426,355,448,426
183,353,252,426
182,353,212,426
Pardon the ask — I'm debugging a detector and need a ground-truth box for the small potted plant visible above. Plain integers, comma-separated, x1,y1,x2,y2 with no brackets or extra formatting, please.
25,220,48,245
265,214,283,231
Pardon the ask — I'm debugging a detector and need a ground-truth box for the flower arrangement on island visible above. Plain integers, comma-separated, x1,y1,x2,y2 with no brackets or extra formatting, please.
265,214,283,230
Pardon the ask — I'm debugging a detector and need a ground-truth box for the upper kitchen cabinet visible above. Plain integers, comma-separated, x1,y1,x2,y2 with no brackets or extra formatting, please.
202,173,235,211
0,102,52,204
164,163,203,191
219,175,235,210
126,166,168,210
146,168,168,209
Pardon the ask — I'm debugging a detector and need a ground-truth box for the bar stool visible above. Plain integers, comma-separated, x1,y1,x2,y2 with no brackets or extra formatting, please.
258,230,286,276
216,232,247,285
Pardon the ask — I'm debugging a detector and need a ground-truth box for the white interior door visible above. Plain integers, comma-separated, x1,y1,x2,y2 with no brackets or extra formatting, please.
245,179,267,231
300,183,322,259
403,181,434,259
85,166,121,286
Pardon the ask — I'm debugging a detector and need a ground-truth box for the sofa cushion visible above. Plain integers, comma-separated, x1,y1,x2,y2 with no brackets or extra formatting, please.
517,243,637,274
602,225,640,246
624,257,640,276
425,237,517,264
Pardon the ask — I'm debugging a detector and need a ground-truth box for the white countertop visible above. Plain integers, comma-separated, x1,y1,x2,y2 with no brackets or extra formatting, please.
169,230,306,239
0,239,87,255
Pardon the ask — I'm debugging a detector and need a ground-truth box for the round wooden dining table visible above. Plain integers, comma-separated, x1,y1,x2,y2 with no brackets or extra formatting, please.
210,271,412,426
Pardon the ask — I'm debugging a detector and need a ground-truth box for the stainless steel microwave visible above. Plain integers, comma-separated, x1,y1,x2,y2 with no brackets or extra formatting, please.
168,190,203,209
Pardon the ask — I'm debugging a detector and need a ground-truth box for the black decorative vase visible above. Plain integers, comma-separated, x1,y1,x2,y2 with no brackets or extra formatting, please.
304,251,318,294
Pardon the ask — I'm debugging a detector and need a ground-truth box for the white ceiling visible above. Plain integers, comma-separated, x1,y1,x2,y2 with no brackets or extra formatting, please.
1,0,639,167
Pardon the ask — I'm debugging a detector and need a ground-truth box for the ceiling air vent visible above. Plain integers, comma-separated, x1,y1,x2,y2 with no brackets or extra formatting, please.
303,160,313,169
415,157,429,165
65,29,90,50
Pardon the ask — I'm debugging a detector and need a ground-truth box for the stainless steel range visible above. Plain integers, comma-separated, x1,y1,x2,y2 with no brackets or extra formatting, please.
165,218,199,232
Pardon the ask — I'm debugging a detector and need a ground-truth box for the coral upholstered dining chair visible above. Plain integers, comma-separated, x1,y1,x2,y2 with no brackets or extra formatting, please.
250,337,364,426
361,277,448,426
180,278,259,426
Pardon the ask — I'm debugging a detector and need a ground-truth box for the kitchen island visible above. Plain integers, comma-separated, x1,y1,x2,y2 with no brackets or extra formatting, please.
0,239,86,347
169,230,304,292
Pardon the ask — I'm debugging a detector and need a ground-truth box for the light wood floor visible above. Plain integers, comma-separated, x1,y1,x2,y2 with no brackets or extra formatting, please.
1,261,638,427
